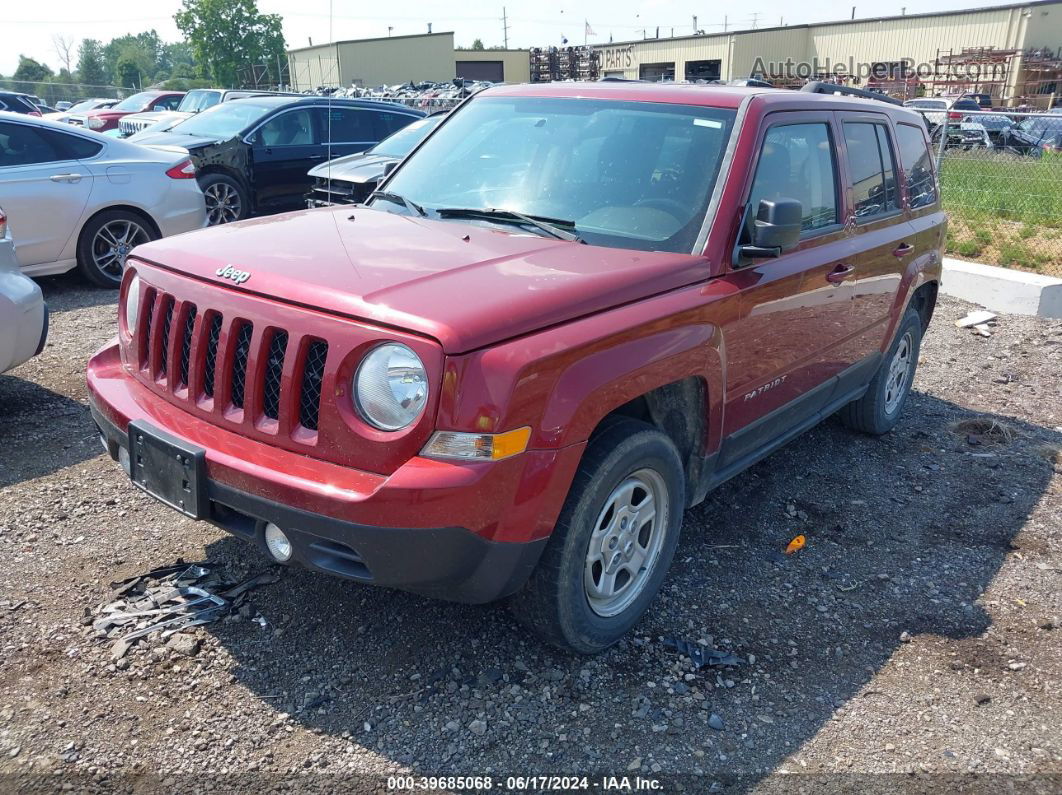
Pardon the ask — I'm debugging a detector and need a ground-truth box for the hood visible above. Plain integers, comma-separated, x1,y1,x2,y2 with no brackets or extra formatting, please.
130,207,709,354
307,152,393,183
135,131,224,148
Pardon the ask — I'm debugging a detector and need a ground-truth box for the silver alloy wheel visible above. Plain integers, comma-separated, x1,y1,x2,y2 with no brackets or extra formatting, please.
584,468,669,618
883,331,914,415
204,181,242,225
91,219,150,280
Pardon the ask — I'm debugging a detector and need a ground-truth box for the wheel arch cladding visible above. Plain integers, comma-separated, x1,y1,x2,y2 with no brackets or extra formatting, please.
909,280,939,332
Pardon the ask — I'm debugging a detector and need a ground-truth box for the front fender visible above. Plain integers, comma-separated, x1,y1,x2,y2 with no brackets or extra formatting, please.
435,285,726,454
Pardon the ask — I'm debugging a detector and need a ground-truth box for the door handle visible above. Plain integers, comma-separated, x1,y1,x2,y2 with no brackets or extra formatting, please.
892,243,914,257
50,173,83,183
307,154,324,161
826,264,855,283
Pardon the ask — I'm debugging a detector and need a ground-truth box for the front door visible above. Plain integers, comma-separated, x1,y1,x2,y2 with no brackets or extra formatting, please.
717,112,853,467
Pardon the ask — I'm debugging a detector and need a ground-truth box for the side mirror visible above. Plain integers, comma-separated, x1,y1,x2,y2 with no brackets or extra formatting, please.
382,161,398,177
740,198,803,259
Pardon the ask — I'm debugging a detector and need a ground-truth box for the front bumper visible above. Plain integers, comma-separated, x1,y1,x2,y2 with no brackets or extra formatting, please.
87,342,584,603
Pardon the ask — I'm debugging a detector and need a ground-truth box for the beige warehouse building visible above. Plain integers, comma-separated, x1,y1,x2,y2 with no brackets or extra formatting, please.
595,0,1062,105
288,2,1062,105
287,32,530,89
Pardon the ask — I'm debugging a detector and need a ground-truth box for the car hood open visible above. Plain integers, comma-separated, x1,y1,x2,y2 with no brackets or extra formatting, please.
130,207,709,354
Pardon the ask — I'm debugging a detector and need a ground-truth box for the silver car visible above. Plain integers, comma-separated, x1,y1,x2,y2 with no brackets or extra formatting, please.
0,206,47,374
0,112,207,287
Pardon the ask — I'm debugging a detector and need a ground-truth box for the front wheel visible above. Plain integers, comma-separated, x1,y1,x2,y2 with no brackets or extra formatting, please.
838,307,922,434
509,419,685,653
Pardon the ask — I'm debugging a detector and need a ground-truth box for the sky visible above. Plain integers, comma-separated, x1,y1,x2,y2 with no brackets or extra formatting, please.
3,0,1011,78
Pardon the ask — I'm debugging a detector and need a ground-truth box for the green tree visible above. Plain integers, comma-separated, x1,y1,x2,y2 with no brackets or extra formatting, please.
471,38,485,50
77,39,109,87
114,44,154,89
104,32,162,84
175,0,285,88
13,55,53,83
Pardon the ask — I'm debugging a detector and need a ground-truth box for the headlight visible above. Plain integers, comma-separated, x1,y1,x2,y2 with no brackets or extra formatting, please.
354,343,428,431
123,274,140,334
87,117,106,129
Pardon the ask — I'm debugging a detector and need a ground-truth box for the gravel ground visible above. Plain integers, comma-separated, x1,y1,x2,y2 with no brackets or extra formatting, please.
0,275,1060,792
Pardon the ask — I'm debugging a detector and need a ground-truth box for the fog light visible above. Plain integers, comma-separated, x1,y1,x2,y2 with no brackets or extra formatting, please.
264,523,293,562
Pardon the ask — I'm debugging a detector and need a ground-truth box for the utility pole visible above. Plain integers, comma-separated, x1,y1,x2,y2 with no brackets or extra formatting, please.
749,13,761,29
502,7,509,49
693,15,698,33
723,15,728,32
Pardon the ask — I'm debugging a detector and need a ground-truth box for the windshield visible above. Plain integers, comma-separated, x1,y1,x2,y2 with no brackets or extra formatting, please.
906,100,945,109
371,115,443,158
177,90,222,113
964,114,1009,127
379,96,737,253
166,100,274,139
112,92,159,112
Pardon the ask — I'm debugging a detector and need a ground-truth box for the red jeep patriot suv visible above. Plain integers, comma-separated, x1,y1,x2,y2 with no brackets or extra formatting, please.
87,81,944,653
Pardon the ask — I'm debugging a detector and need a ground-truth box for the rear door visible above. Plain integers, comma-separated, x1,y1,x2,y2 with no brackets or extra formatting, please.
834,114,911,359
249,107,320,210
0,120,94,268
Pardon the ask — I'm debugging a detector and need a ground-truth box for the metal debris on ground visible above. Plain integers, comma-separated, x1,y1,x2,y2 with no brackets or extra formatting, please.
659,637,744,669
93,561,279,660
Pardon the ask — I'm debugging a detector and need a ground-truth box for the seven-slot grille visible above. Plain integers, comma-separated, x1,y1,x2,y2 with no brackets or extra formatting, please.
135,286,328,435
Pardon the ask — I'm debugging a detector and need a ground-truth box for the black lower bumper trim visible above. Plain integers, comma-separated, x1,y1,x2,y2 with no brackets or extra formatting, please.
91,404,546,604
34,302,49,356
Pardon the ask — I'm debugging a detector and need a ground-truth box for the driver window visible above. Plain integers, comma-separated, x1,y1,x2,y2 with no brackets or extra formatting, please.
257,110,314,147
748,122,838,233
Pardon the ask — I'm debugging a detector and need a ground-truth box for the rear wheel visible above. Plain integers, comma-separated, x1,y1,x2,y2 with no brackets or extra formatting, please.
839,307,922,435
200,173,248,225
510,419,685,653
76,209,156,288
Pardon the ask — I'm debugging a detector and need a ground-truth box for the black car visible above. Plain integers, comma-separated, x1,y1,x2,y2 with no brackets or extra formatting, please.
0,91,44,116
1001,115,1062,157
306,113,445,207
131,96,425,224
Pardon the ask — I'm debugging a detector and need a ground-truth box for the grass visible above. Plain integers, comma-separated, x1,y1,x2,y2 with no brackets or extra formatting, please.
939,151,1062,275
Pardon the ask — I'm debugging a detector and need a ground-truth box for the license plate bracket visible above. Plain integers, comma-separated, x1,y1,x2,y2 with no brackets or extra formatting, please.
128,420,208,519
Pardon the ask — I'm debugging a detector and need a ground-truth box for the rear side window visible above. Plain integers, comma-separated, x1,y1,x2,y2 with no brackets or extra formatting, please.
748,122,839,233
320,107,376,142
0,122,63,167
377,112,419,137
843,122,900,220
895,123,938,209
152,95,182,111
44,129,103,160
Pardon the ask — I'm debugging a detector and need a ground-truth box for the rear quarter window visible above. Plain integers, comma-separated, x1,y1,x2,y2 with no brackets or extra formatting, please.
895,123,938,209
843,121,900,220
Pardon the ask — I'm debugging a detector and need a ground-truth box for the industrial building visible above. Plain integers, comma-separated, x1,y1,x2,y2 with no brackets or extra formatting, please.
287,1,1062,106
287,32,530,89
592,0,1062,105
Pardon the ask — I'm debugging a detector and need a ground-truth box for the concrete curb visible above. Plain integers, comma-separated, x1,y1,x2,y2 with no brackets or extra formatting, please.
941,258,1062,318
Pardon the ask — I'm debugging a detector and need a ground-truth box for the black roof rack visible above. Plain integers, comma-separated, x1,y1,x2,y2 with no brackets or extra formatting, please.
799,81,904,107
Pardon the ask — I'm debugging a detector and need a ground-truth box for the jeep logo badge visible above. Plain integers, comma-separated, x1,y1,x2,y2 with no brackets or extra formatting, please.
216,265,251,285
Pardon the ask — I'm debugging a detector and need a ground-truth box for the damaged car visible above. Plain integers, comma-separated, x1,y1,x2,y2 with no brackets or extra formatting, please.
131,96,424,224
306,112,445,207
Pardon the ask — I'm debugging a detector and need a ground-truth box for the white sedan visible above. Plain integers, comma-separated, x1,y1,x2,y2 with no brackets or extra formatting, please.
0,112,207,287
0,206,47,374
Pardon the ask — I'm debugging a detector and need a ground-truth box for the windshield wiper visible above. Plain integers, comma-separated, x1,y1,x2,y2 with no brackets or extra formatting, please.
435,207,583,243
370,190,426,217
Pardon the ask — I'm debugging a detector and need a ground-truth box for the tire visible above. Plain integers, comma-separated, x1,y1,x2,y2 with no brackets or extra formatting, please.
199,173,249,226
76,209,157,288
838,308,922,435
509,419,685,653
